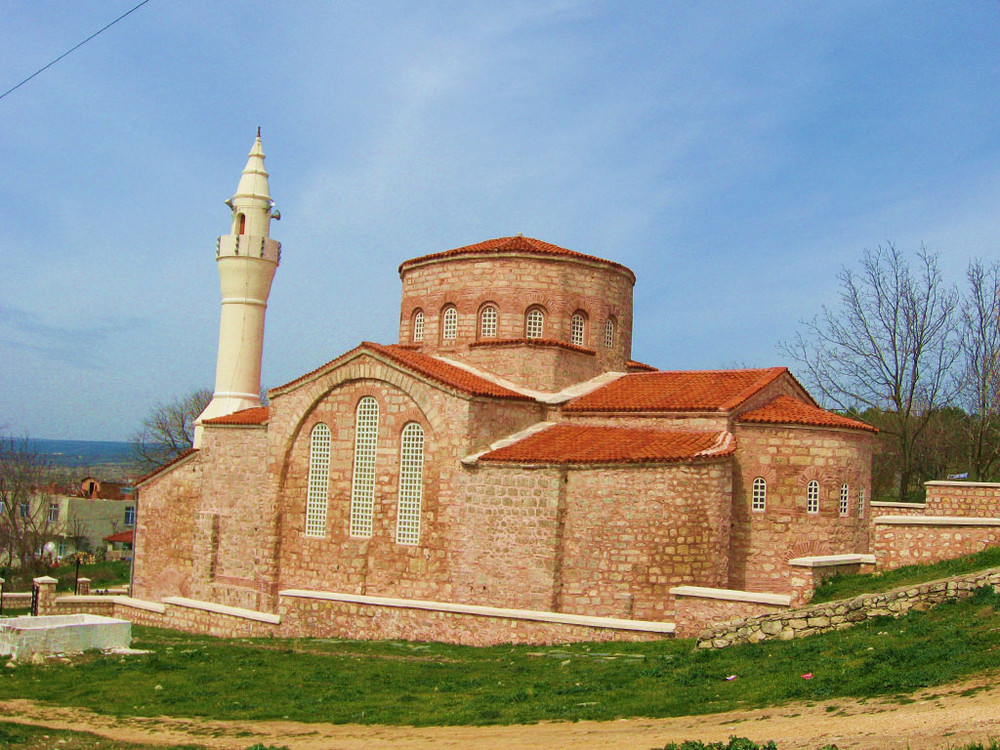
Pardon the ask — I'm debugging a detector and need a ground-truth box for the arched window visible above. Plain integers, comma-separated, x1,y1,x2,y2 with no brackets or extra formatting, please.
236,213,246,234
349,397,379,537
396,423,425,545
604,317,616,348
807,480,820,514
480,305,498,339
571,313,586,346
305,424,331,537
858,486,866,517
412,310,424,343
751,477,766,512
839,483,850,515
442,306,458,341
526,308,544,339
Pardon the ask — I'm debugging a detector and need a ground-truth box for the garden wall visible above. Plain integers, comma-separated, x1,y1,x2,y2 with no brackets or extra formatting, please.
694,567,1000,649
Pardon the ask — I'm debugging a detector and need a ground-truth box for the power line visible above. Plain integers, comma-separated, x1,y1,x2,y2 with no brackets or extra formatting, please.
0,0,152,103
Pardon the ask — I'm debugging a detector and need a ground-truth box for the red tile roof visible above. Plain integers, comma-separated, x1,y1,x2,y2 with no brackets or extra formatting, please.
564,368,789,413
398,236,635,281
737,395,878,433
627,359,658,372
479,423,734,465
272,342,534,401
203,406,270,425
104,529,134,544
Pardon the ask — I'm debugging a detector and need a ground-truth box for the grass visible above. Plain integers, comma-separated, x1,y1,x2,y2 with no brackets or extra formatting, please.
811,545,1000,603
0,721,208,749
2,587,1000,727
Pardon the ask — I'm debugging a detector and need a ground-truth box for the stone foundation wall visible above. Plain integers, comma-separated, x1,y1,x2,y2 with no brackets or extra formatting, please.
695,567,1000,649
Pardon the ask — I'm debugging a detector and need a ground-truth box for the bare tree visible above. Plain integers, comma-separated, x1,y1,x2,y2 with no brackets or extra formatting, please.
129,388,212,472
958,259,1000,480
781,244,959,501
0,435,58,578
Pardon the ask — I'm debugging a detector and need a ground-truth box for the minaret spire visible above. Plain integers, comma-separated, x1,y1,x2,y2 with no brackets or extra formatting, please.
194,134,281,446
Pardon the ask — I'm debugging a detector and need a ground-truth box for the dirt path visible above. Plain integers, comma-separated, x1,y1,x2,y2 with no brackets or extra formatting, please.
2,674,999,750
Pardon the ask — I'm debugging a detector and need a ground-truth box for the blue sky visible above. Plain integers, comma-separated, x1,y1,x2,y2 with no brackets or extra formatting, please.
2,2,998,442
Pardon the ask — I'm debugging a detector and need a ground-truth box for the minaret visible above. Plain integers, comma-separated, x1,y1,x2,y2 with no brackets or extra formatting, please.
194,130,281,447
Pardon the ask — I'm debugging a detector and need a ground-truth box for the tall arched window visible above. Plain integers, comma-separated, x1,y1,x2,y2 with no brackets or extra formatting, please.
858,486,866,517
839,483,850,515
751,477,767,512
305,423,331,537
571,313,586,346
396,423,425,545
526,308,544,339
350,397,379,537
807,480,820,514
412,310,424,342
604,317,616,348
480,305,498,339
442,306,458,341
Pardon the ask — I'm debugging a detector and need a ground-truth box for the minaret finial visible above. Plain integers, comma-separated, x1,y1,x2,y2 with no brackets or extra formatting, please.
257,125,261,138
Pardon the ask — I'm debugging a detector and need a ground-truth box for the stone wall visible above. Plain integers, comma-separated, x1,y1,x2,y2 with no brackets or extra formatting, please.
132,452,202,602
873,518,1000,570
924,481,1000,516
695,567,1000,649
729,423,874,592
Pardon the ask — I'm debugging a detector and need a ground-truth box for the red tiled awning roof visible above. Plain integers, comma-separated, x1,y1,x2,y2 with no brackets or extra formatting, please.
479,423,734,465
564,368,789,413
737,395,878,433
272,342,534,401
104,529,134,544
398,236,635,282
203,406,270,425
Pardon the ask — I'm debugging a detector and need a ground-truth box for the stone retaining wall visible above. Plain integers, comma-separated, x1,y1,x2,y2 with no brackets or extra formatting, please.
695,567,1000,649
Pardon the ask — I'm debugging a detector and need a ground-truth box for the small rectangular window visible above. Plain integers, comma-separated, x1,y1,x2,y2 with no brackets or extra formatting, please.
125,506,136,527
48,502,59,523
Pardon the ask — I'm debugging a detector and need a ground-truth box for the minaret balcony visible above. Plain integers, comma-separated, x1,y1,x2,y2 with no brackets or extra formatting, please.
217,234,281,264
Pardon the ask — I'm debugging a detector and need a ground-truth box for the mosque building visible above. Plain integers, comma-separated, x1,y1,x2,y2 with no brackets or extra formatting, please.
133,135,877,642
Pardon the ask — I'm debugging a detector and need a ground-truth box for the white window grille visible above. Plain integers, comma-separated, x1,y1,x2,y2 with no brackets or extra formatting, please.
604,318,616,348
839,484,849,515
396,423,425,545
526,308,544,339
125,506,136,527
442,307,458,340
858,486,866,517
807,480,820,514
47,502,59,523
480,306,497,338
412,310,424,342
571,313,586,346
751,477,766,512
305,423,331,537
350,397,380,537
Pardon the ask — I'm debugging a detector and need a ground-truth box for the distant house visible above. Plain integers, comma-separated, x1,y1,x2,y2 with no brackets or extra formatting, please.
103,529,134,561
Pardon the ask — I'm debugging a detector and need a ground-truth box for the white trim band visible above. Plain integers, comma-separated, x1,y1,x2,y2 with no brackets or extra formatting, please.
163,596,281,624
279,589,675,633
669,586,792,606
871,501,928,509
875,515,1000,527
221,297,268,307
789,554,877,568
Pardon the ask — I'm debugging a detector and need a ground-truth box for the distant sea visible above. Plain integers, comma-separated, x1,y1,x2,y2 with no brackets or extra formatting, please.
27,439,134,468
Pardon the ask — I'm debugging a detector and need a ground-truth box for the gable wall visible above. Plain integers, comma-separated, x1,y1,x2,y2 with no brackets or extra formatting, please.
730,423,875,592
132,457,202,602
